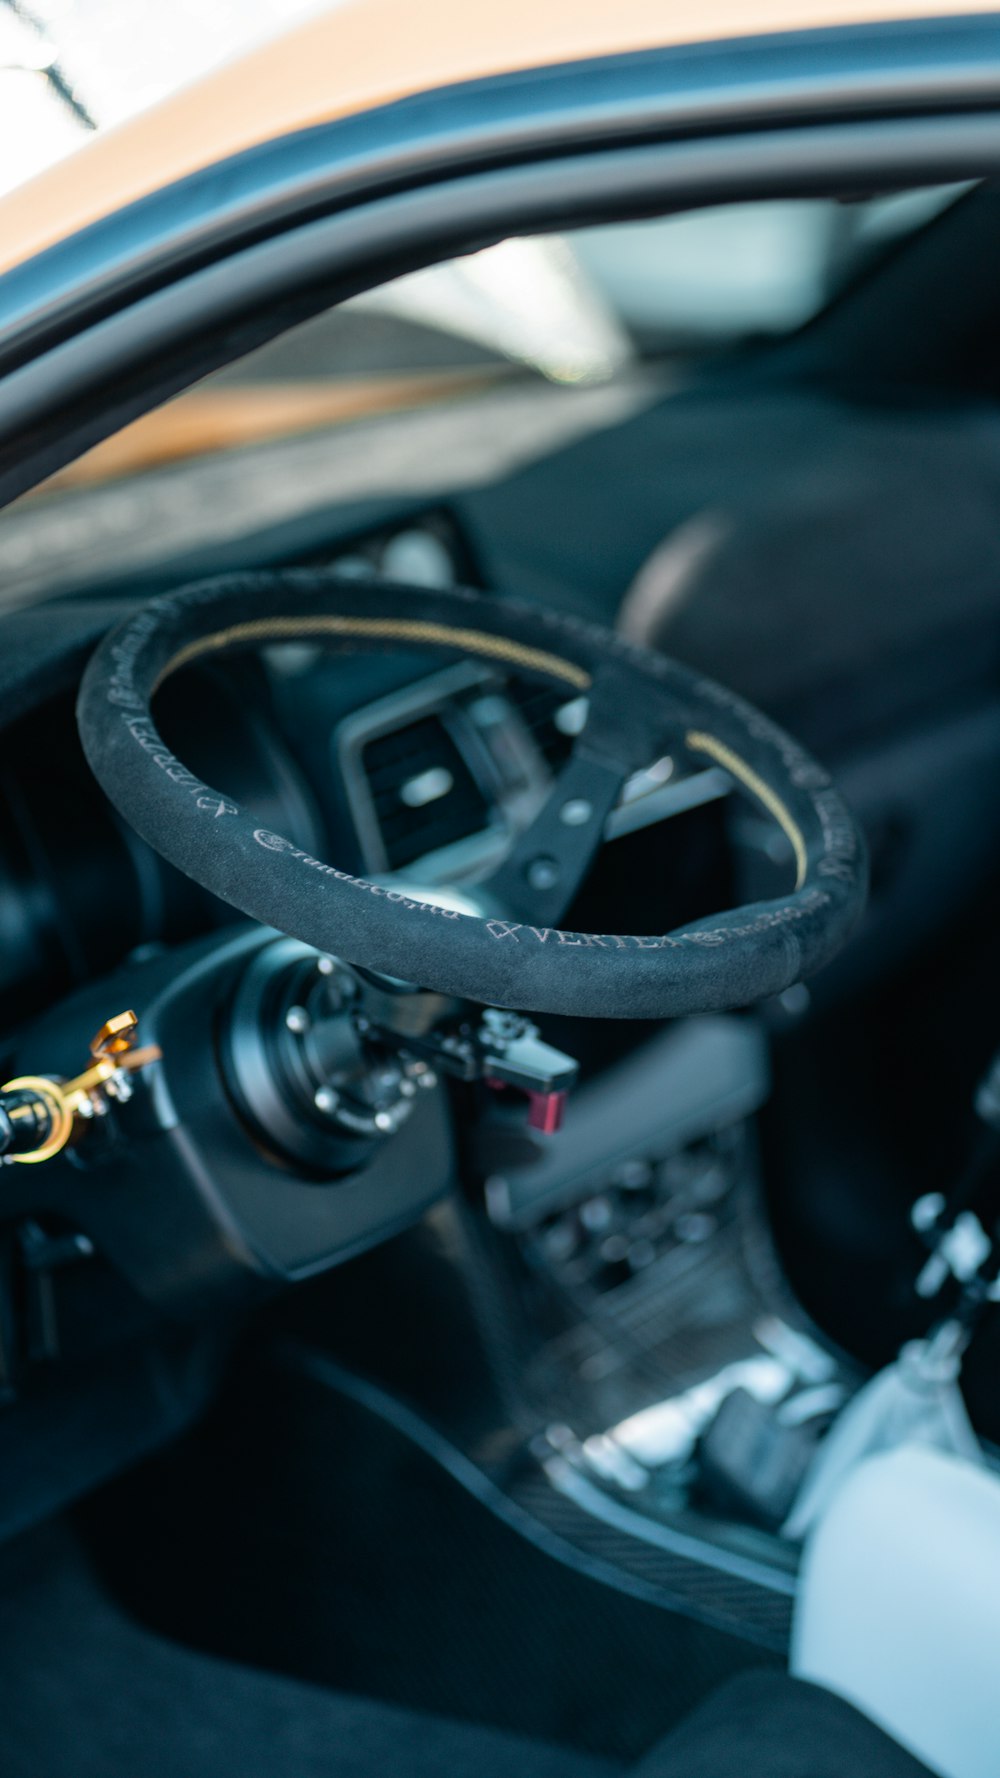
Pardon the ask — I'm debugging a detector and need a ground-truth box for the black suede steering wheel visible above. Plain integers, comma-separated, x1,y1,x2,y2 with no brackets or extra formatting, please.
77,573,867,1019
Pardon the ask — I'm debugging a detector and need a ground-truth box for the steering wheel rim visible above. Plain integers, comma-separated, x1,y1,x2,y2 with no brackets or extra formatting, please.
77,572,867,1019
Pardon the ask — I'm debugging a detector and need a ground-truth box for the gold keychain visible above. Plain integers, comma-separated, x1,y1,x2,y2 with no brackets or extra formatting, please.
2,1012,162,1165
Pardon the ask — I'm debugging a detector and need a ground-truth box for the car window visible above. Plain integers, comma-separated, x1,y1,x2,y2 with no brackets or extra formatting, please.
0,182,972,600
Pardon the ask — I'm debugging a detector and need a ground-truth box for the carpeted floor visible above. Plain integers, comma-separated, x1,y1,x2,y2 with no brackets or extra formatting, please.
0,1521,618,1778
0,1517,934,1778
79,1347,770,1760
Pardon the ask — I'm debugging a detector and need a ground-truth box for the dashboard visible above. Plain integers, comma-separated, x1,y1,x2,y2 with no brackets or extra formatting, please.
4,466,1000,1056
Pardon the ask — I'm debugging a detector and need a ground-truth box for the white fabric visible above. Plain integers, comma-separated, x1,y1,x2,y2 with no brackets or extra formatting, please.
793,1446,1000,1778
783,1325,981,1541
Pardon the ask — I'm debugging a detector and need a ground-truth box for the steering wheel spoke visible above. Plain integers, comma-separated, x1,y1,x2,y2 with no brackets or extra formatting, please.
480,747,628,927
481,654,681,923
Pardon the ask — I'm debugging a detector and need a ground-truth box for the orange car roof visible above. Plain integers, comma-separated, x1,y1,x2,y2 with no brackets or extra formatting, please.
0,0,993,279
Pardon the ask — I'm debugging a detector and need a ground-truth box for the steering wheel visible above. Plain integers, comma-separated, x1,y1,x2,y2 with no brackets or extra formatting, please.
77,572,866,1020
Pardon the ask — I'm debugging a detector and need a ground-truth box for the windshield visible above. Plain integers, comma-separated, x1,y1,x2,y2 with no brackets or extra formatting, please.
0,183,971,603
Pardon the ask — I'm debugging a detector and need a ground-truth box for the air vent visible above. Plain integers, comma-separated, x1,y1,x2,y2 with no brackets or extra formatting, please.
360,715,490,869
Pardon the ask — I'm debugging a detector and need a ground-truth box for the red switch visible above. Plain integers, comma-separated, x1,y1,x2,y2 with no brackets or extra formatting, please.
527,1090,568,1136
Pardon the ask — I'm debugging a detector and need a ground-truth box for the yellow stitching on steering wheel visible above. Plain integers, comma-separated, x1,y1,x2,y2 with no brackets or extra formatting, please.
154,617,593,693
685,730,807,891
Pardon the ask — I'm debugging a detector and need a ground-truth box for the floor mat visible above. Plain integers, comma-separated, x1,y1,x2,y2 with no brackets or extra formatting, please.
81,1345,769,1760
0,1522,618,1778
